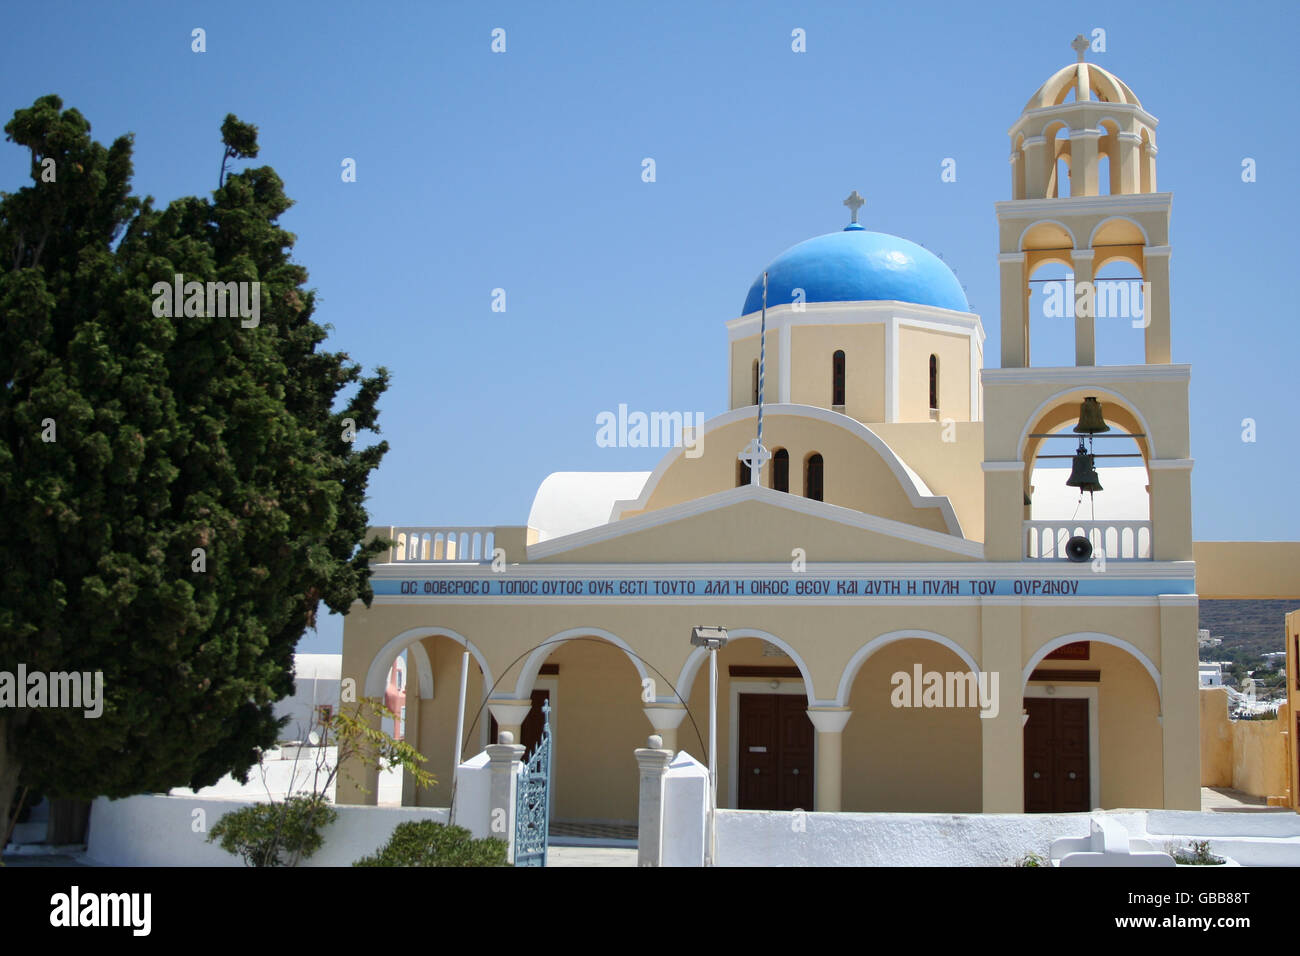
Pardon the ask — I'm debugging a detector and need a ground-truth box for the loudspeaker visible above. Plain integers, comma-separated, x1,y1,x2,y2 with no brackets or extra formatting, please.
1065,535,1093,562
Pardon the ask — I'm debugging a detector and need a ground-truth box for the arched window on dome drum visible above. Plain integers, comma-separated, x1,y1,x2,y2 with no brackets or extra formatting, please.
929,354,939,413
831,350,845,407
737,459,751,488
751,359,759,406
772,448,789,493
804,453,823,502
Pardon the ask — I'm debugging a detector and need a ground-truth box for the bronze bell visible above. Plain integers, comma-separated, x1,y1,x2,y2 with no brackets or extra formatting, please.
1073,396,1110,435
1066,442,1103,493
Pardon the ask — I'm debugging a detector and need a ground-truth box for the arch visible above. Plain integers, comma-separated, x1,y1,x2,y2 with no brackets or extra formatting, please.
364,626,492,701
771,447,789,493
1092,247,1145,273
1088,215,1150,248
1044,122,1071,198
1018,219,1078,252
804,451,824,501
512,627,649,700
676,628,819,705
928,353,939,411
1022,632,1161,700
835,629,982,707
1015,384,1157,462
1053,155,1071,198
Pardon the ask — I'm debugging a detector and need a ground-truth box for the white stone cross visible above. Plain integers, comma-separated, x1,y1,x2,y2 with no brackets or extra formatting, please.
738,438,771,486
1071,34,1089,63
843,190,865,224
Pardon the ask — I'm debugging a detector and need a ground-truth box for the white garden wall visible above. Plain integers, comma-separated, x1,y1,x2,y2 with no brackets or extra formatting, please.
713,808,1300,866
85,794,449,867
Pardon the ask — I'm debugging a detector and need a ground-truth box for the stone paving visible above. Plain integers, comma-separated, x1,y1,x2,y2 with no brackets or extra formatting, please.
545,845,638,867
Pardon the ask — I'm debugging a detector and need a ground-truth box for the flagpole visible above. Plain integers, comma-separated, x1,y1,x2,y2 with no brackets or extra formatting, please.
754,270,767,485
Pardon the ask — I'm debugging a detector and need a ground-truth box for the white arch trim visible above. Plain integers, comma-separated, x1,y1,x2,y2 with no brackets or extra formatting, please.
512,627,649,700
363,627,492,701
1022,632,1161,700
1015,384,1157,461
1087,214,1151,248
608,403,963,537
676,628,820,706
1017,219,1079,253
834,629,982,707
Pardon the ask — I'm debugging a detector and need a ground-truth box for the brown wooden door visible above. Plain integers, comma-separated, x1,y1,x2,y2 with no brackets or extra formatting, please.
1023,697,1090,812
738,694,814,810
489,689,550,760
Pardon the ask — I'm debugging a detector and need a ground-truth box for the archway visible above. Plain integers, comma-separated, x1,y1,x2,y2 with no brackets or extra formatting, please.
507,629,650,831
1019,388,1152,559
677,633,819,811
838,634,983,811
1022,633,1163,809
352,627,492,807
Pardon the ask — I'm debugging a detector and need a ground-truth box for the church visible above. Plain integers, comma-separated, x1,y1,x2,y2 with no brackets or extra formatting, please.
339,39,1208,822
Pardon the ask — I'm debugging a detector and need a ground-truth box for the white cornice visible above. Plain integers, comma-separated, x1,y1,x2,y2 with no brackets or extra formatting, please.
606,402,964,536
1009,101,1159,137
982,460,1027,473
982,364,1190,386
371,559,1196,580
530,482,981,561
994,192,1172,219
1147,458,1194,471
726,300,982,337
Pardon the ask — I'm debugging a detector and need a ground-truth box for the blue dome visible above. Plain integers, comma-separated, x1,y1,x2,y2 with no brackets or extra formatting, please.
742,227,969,315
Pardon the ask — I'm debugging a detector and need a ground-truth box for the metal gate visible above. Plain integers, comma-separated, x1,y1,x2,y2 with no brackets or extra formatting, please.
513,699,551,866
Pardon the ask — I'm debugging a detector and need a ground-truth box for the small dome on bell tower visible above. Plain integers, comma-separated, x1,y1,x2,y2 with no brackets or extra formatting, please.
1009,36,1158,200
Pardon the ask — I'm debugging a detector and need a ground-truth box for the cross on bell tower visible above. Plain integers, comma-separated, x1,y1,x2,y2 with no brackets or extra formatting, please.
843,190,865,225
1071,33,1089,63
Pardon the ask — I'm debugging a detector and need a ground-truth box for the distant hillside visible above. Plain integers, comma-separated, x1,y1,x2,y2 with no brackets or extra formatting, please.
1198,598,1299,666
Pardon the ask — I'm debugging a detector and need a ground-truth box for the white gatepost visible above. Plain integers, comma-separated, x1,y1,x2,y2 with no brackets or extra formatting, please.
486,731,525,863
635,735,674,866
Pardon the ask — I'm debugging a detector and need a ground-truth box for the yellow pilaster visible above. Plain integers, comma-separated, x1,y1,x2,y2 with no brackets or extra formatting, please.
980,600,1024,812
807,708,852,812
1159,597,1201,809
1144,249,1172,364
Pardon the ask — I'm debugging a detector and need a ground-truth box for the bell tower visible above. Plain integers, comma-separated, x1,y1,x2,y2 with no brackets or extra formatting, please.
982,37,1193,565
997,35,1169,367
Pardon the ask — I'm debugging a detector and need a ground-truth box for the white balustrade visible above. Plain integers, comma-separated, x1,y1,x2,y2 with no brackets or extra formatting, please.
1024,520,1152,560
389,527,497,563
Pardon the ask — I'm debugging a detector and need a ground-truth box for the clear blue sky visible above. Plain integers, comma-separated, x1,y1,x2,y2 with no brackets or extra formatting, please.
4,1,1296,653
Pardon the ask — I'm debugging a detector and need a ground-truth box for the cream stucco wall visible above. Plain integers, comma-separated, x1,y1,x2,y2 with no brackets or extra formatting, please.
841,639,983,812
898,326,971,422
1194,543,1300,599
615,413,957,539
339,586,1188,815
1199,686,1291,800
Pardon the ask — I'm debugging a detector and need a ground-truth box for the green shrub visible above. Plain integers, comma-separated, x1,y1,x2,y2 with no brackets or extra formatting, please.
354,820,509,867
1014,851,1047,867
1170,839,1224,865
207,794,338,867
